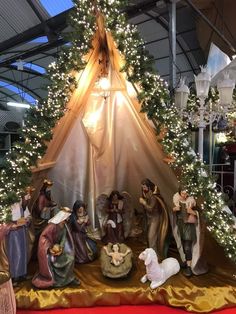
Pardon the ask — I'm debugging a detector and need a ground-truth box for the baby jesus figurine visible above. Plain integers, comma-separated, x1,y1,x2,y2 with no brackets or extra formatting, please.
103,243,131,266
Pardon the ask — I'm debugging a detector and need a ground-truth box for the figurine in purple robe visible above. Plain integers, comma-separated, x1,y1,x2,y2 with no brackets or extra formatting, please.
70,200,97,264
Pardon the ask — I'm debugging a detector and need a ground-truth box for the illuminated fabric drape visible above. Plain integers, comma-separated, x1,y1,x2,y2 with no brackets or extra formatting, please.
30,17,178,226
48,69,178,226
17,16,236,313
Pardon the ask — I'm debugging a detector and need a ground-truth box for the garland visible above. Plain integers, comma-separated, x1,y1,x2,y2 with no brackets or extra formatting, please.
0,0,97,220
0,0,235,262
100,0,236,260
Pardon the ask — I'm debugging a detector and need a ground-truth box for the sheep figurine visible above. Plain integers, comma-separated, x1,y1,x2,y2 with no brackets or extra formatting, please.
139,248,180,289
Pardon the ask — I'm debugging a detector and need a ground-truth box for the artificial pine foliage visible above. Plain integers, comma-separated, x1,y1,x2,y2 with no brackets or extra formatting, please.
0,0,235,262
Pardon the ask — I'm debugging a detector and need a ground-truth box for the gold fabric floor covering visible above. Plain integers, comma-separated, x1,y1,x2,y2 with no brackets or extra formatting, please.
15,235,236,313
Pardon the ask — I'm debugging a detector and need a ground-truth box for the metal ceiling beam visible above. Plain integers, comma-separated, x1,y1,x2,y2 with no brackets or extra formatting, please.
162,67,199,77
154,47,201,61
26,0,59,42
125,1,187,19
0,51,52,76
134,4,187,26
144,28,196,47
0,84,47,102
124,1,201,76
0,90,18,102
1,65,45,77
145,11,198,75
169,0,177,90
184,0,236,54
0,89,43,102
135,17,153,26
26,0,49,22
0,38,66,67
0,9,72,54
0,1,205,103
0,1,158,57
0,76,41,99
124,0,160,18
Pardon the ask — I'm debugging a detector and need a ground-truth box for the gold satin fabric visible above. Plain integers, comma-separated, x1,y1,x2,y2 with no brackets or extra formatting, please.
29,15,178,226
29,24,108,210
15,234,236,312
47,64,178,227
20,16,236,312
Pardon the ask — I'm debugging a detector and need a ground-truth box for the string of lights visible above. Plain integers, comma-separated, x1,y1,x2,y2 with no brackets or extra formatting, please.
0,0,235,262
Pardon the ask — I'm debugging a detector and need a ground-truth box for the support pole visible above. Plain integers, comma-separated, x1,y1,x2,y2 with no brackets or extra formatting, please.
234,160,236,194
198,98,205,160
209,105,213,173
169,0,177,94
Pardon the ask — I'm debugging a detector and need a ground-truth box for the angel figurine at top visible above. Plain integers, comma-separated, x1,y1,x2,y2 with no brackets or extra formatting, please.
96,190,133,243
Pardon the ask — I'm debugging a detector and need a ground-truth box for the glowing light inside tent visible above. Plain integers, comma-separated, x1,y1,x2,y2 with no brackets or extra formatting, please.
116,92,125,108
99,76,110,90
83,109,103,128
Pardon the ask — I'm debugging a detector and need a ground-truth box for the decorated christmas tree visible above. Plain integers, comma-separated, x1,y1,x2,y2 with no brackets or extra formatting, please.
0,0,235,262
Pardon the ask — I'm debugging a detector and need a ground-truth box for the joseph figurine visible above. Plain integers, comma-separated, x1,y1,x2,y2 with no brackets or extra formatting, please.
139,178,169,260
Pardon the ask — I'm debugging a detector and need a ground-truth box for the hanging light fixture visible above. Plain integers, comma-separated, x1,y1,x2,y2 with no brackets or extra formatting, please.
97,56,111,99
174,64,235,165
174,77,190,111
217,72,235,106
194,65,211,99
99,75,110,90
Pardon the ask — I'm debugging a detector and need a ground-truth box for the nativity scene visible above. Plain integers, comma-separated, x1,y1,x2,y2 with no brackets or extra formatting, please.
0,0,236,313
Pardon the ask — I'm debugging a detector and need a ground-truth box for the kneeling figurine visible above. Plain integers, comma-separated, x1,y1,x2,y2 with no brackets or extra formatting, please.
139,248,180,289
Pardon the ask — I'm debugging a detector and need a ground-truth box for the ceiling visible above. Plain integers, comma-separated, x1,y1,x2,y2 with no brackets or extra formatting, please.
0,0,235,109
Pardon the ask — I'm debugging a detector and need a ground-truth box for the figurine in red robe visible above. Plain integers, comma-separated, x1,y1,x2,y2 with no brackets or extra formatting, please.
32,207,79,288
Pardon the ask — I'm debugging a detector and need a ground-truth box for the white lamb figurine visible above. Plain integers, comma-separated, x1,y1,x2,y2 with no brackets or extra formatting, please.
139,248,180,289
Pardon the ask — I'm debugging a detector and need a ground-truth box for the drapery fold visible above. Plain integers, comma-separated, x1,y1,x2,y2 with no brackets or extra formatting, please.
15,235,236,312
48,68,178,227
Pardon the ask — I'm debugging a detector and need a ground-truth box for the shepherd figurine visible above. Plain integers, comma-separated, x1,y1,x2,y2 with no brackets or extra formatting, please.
139,248,180,289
